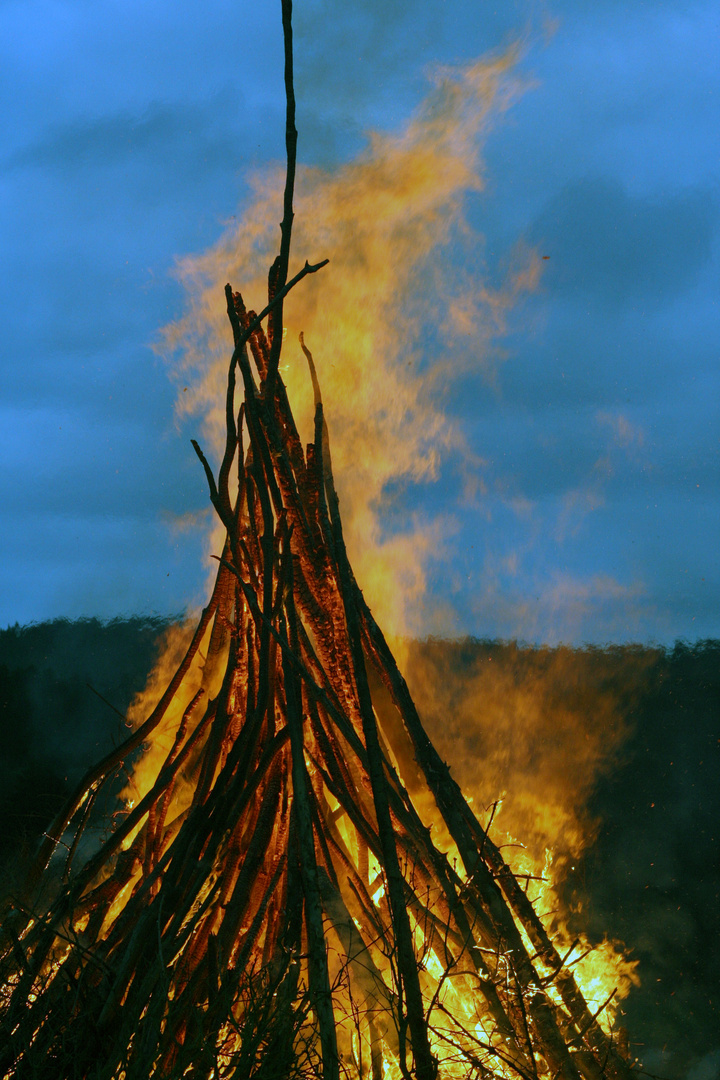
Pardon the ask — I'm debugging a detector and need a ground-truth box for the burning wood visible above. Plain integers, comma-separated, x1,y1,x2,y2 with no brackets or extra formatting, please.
0,5,638,1079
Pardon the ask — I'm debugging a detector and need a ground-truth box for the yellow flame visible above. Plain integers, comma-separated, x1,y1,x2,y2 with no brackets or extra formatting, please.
161,50,538,639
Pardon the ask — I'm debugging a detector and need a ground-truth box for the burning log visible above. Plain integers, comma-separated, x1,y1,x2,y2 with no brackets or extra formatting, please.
0,5,638,1079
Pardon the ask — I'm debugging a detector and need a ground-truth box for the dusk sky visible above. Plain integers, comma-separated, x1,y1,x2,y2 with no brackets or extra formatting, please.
1,0,718,644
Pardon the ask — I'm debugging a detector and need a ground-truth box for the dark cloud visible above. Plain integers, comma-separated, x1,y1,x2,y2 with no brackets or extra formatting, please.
8,102,201,171
528,177,717,305
293,0,528,164
4,93,259,188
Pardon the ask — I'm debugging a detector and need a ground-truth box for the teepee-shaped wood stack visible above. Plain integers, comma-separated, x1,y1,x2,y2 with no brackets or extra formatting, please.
0,6,637,1079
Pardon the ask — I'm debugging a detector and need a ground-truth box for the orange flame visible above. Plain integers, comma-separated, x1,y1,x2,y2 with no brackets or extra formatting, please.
160,50,538,639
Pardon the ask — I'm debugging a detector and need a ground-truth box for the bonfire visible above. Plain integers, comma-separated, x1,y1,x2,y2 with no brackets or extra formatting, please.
0,5,638,1079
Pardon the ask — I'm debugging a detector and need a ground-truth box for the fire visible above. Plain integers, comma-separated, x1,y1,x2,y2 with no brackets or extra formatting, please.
403,640,648,1035
0,7,641,1079
161,48,538,641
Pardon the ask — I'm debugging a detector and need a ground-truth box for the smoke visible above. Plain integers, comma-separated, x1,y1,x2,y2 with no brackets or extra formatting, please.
159,49,540,637
403,638,659,863
401,638,660,1024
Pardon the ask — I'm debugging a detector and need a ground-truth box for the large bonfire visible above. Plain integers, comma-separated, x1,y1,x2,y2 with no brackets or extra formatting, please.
0,5,638,1079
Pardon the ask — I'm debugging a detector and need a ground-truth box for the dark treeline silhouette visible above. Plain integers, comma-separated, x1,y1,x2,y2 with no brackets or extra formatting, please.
0,617,176,885
565,640,720,1080
0,619,717,1079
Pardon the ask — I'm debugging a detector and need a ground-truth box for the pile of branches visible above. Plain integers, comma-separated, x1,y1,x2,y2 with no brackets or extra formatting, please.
0,4,638,1079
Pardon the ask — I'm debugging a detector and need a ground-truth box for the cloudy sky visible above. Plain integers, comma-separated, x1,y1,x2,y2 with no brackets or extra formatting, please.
1,0,718,644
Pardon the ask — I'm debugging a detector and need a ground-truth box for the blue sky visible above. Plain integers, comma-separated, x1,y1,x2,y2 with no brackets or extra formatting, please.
1,0,718,644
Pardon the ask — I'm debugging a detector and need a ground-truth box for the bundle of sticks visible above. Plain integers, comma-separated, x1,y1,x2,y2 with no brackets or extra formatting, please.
0,5,638,1078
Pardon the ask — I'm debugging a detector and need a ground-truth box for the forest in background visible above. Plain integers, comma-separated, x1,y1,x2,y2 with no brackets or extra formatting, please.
0,618,717,1080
